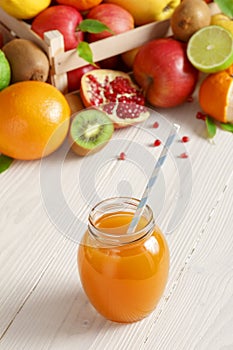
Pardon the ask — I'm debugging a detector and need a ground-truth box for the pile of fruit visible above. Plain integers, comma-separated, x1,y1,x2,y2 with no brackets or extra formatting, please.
0,0,233,173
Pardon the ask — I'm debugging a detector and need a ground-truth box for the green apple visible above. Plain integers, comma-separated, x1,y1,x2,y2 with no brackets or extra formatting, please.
211,13,233,36
104,0,181,26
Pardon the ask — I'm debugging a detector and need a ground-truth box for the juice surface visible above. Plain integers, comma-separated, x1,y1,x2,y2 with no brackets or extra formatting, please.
78,212,169,323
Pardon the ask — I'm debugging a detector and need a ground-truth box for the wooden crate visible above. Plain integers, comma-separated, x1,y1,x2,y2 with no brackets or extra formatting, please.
0,7,170,93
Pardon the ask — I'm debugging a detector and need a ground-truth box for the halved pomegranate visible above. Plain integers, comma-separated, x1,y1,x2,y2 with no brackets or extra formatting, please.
80,69,150,128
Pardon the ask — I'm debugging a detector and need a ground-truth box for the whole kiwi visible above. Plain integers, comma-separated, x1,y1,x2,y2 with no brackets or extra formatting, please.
2,38,49,83
171,0,211,42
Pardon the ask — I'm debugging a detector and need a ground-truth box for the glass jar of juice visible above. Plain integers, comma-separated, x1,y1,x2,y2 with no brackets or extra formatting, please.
78,197,170,323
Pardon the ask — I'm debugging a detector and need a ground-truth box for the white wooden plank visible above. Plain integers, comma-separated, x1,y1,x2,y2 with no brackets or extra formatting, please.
0,160,67,337
143,174,233,350
0,90,233,349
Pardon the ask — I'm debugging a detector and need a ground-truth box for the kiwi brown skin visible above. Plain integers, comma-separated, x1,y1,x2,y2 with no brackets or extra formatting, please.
2,38,49,83
171,0,211,42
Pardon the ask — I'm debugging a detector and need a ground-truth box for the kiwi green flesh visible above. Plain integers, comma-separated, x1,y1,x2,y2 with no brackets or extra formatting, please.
70,109,114,153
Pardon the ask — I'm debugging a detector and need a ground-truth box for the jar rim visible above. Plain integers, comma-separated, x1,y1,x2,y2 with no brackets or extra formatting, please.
88,196,155,245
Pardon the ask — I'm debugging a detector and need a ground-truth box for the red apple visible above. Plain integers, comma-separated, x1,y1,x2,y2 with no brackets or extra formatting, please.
67,64,98,92
133,38,199,108
31,5,83,51
86,3,134,42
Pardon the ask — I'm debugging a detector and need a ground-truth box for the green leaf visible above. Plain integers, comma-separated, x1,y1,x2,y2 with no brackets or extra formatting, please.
214,0,233,18
77,41,97,66
220,122,233,132
205,116,217,139
78,19,114,35
0,154,13,174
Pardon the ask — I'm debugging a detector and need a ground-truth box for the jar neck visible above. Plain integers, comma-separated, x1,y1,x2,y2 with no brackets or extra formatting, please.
88,197,155,246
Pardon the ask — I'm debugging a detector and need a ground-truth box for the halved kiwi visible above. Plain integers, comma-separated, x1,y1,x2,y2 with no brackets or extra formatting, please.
69,108,114,156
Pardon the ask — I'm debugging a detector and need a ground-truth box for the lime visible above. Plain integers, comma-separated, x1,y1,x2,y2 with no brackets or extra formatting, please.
187,25,233,73
0,50,11,91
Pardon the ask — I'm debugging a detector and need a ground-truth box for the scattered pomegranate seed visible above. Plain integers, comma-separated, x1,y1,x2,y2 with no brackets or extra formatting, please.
179,152,189,159
196,111,206,121
153,139,161,147
187,96,194,103
118,152,126,160
181,136,190,143
153,121,159,128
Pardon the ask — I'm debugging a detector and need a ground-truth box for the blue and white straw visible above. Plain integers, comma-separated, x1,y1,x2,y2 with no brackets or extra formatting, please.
127,123,180,234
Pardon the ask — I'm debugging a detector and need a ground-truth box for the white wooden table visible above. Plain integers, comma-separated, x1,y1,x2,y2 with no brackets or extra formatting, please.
1,86,233,350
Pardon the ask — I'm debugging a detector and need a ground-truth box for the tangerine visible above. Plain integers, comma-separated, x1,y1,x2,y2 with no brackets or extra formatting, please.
55,0,103,11
0,81,71,160
199,65,233,123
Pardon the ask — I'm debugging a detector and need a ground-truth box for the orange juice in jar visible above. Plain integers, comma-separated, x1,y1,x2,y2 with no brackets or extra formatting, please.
78,197,170,323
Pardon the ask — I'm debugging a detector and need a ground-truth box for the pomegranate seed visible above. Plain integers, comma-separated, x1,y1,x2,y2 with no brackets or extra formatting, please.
181,136,190,143
103,102,115,114
153,139,161,147
118,152,126,160
180,152,189,159
187,96,194,103
87,74,97,83
196,111,206,121
86,73,147,121
153,122,159,128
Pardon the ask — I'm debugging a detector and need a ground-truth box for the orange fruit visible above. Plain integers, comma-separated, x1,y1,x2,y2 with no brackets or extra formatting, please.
55,0,103,11
0,81,71,160
199,65,233,123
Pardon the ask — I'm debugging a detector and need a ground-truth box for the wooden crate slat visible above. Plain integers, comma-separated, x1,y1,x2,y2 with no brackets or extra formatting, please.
0,7,48,53
0,5,169,92
43,30,68,93
53,19,170,74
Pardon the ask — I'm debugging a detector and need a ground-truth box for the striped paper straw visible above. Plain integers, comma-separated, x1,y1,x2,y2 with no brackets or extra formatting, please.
127,123,180,234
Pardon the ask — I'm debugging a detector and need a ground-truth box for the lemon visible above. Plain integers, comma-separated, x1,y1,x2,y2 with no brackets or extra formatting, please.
0,50,11,91
104,0,181,26
211,13,233,37
187,25,233,73
0,0,51,19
